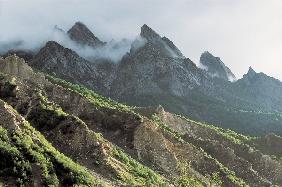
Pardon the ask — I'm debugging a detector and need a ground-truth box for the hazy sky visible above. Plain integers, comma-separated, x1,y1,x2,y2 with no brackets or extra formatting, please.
1,0,282,80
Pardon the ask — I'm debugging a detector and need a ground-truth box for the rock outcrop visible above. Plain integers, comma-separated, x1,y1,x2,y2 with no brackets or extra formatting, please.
0,55,33,79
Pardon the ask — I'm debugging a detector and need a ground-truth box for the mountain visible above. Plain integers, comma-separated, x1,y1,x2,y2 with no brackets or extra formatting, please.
233,67,282,111
67,21,106,48
30,41,98,86
200,51,236,81
1,55,282,186
25,22,282,136
29,23,212,100
30,41,115,95
1,49,34,62
110,24,212,99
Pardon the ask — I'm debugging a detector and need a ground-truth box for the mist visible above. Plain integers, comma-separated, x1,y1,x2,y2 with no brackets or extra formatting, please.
0,22,146,63
1,0,282,80
46,27,142,63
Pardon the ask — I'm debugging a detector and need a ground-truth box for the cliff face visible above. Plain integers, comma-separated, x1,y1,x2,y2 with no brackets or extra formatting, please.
233,67,282,111
30,23,213,99
0,55,34,79
110,24,211,100
30,41,114,95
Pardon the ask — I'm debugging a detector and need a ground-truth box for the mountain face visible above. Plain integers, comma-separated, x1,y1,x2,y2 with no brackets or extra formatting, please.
30,23,212,98
30,41,115,95
110,24,212,99
233,67,282,111
67,21,106,47
30,41,97,84
1,55,282,186
25,22,282,136
200,51,236,81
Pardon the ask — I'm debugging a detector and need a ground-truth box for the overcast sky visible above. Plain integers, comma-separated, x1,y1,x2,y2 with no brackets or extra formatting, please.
1,0,282,80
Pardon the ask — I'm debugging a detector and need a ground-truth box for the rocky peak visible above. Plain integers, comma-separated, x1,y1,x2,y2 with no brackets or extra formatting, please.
140,24,161,41
36,41,81,60
200,51,236,81
67,21,105,48
45,41,65,51
29,41,108,92
30,41,90,71
242,67,258,82
137,24,185,59
246,66,256,78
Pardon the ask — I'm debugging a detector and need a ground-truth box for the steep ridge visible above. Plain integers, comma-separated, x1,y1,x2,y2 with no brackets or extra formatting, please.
0,55,169,186
30,41,114,95
248,133,282,158
145,107,282,185
0,79,106,186
1,55,282,186
0,100,109,186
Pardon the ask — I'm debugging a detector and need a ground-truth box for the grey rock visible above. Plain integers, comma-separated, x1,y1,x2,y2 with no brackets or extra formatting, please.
200,51,236,81
67,21,106,48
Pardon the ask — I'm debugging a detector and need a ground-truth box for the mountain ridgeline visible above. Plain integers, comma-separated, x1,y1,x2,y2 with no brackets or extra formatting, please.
24,21,282,136
1,21,282,186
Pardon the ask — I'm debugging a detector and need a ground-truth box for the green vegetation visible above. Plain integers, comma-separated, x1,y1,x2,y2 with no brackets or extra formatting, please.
0,76,18,98
0,70,269,186
152,114,185,143
210,172,223,186
125,92,282,136
0,126,31,186
152,115,249,187
0,105,102,187
176,114,254,145
174,162,204,187
26,90,68,131
0,78,166,186
112,148,168,186
45,74,132,112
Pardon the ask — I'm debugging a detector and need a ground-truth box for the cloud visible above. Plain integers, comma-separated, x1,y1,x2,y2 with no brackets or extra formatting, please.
0,25,145,63
70,37,146,63
0,0,282,80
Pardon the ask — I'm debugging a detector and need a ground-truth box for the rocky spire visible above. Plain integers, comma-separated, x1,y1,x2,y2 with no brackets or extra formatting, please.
200,51,236,81
243,66,257,79
140,24,161,41
67,21,105,48
247,66,256,75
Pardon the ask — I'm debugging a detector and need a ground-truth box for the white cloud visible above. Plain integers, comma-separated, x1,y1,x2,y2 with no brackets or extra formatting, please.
0,0,282,80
